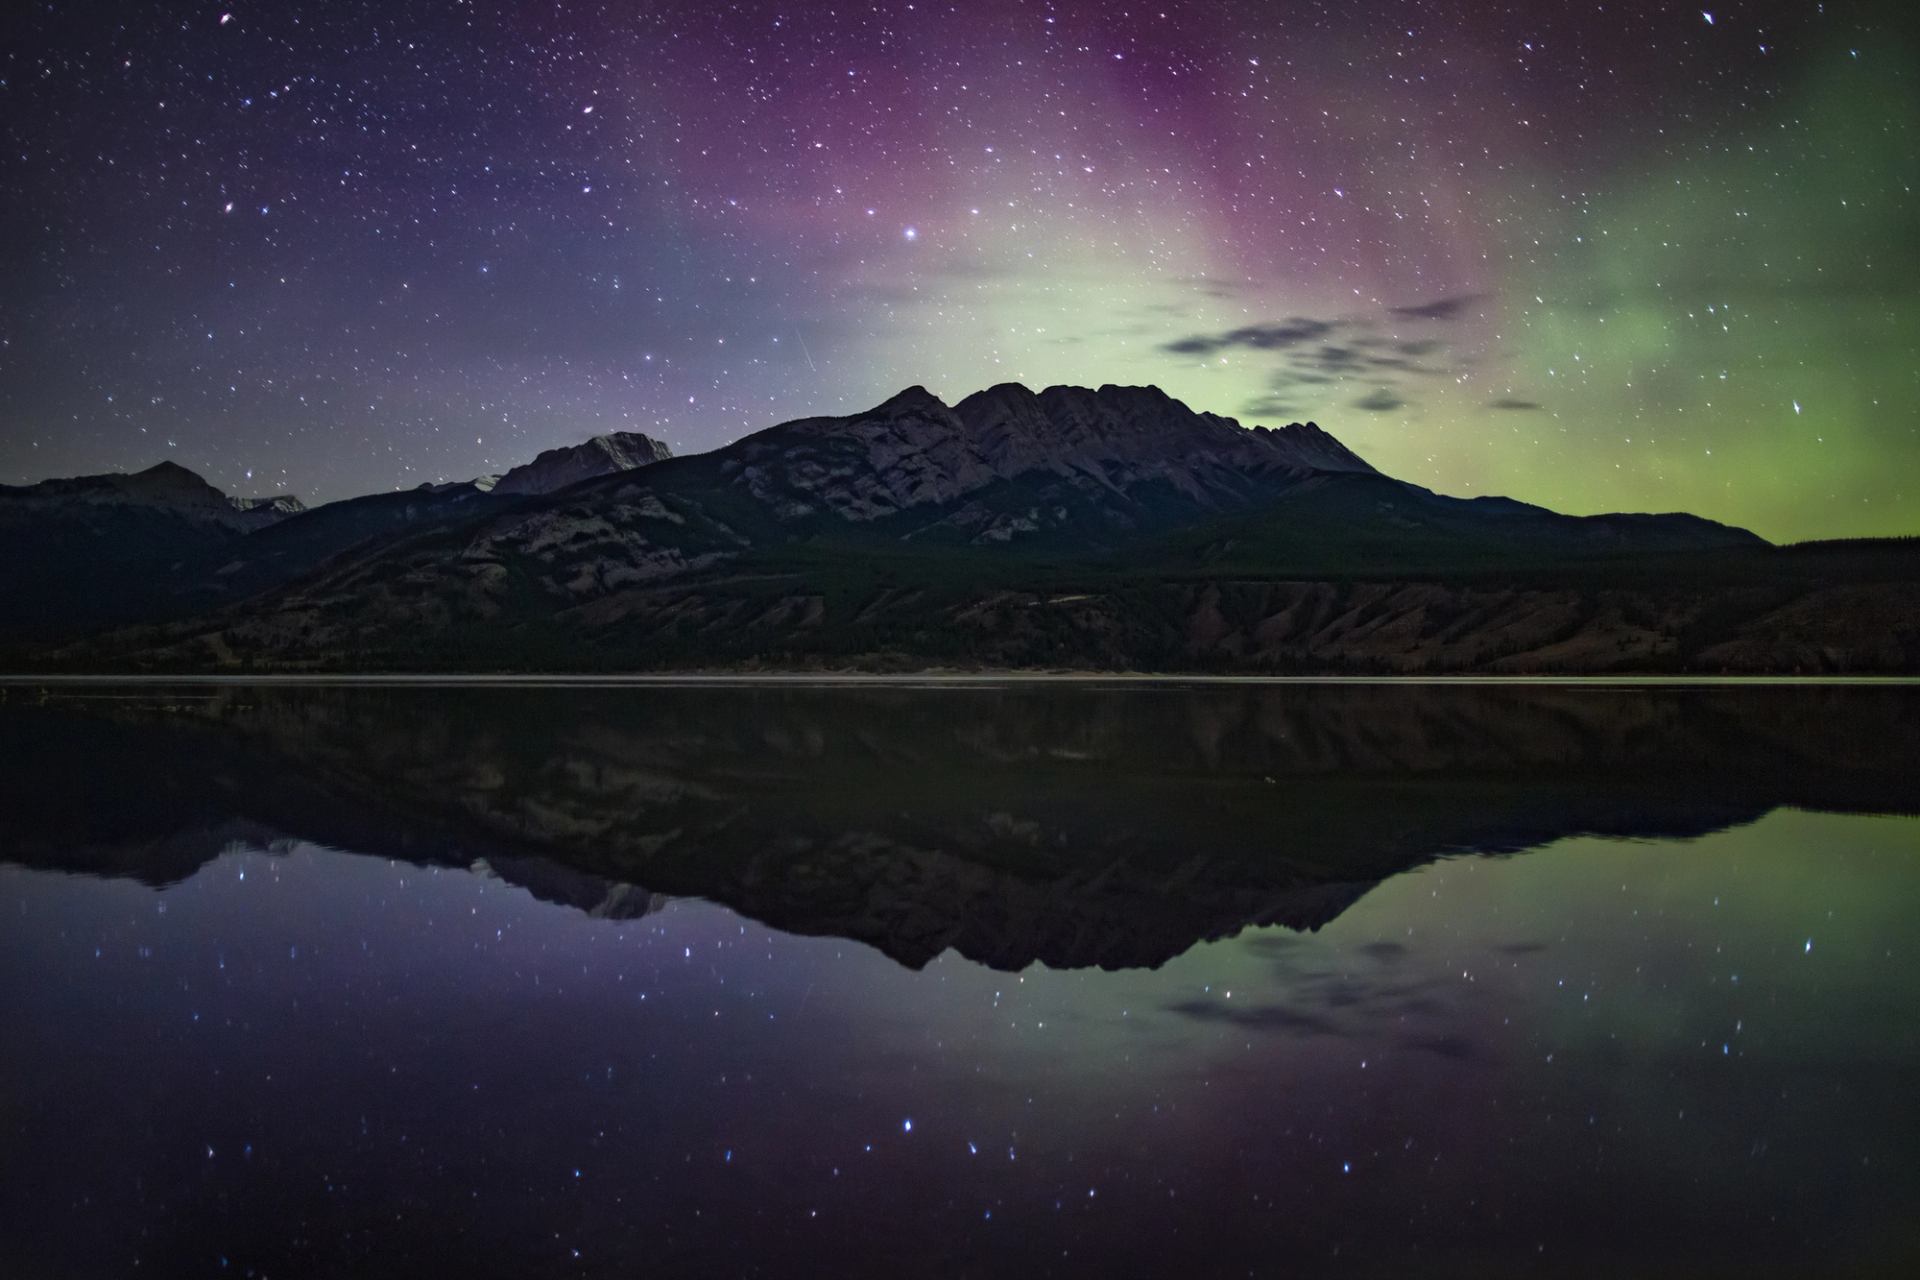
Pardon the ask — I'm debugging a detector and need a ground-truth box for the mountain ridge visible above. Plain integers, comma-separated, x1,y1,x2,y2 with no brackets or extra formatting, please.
0,458,308,530
6,382,1917,672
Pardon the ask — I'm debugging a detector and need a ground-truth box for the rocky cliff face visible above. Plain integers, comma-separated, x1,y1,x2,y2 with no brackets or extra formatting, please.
494,431,673,496
952,381,1373,483
713,383,1372,540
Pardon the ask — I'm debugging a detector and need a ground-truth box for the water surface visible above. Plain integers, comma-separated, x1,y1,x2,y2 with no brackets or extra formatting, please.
2,681,1916,1276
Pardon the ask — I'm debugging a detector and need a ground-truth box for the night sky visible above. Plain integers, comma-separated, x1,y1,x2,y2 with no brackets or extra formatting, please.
3,1,1915,541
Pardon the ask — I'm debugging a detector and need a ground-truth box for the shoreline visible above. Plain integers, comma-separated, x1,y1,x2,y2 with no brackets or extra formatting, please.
4,672,1918,688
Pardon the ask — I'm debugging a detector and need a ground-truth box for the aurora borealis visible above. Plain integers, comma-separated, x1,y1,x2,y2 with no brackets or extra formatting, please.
3,1,1915,541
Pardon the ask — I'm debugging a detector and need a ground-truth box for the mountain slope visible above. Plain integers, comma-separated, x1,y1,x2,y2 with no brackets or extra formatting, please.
65,383,1387,656
5,427,679,640
0,462,308,636
103,382,1368,655
30,384,1907,674
1170,468,1761,575
181,478,516,611
0,459,529,638
47,382,1854,672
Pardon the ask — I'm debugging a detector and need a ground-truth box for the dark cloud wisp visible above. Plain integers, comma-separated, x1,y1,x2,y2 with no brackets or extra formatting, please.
1161,317,1342,356
1353,388,1407,412
1388,293,1490,321
1163,297,1494,423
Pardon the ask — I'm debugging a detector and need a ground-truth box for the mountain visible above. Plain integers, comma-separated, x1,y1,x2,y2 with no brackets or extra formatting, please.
77,382,1783,666
181,477,515,612
8,384,1917,672
344,383,1759,574
21,382,1382,656
2,462,502,640
1,430,660,640
0,461,311,637
0,460,521,638
494,430,673,495
0,459,306,531
704,382,1377,541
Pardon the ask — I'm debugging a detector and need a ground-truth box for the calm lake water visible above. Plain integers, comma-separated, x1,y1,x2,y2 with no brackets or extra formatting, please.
2,680,1917,1277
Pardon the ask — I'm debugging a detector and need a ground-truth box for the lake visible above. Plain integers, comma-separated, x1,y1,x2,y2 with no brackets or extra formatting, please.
2,679,1917,1276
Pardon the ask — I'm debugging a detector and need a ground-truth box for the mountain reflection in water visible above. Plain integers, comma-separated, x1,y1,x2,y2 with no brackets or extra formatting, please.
1,681,1917,1277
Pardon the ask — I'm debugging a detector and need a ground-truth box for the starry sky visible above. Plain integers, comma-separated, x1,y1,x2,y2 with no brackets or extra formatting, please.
2,0,1915,541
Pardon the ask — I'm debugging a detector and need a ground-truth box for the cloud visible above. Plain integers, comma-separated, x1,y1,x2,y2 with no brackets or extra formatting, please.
1350,335,1450,374
1489,397,1542,410
1157,295,1491,420
1239,396,1303,419
1296,343,1368,374
1161,316,1341,356
1388,292,1490,321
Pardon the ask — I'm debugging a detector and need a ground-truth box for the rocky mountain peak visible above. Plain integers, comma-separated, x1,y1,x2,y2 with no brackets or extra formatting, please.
953,381,1377,477
495,431,674,496
1253,419,1376,473
706,382,1380,536
873,384,949,416
120,460,232,508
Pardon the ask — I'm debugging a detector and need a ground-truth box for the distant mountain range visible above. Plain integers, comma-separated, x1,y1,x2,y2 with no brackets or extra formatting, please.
0,456,307,528
4,383,1916,672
